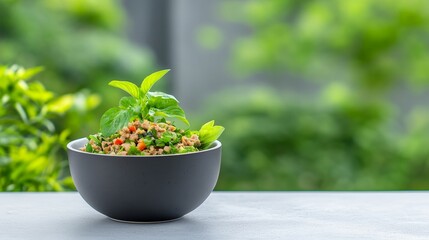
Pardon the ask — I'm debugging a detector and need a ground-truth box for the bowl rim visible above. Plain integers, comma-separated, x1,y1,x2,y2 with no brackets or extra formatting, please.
67,138,221,158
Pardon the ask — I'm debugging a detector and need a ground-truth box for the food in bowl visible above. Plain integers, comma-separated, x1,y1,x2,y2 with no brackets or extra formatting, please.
67,138,222,222
80,69,224,156
67,69,224,222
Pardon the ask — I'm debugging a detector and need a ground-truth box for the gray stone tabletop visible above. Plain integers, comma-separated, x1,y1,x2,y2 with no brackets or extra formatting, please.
0,192,428,240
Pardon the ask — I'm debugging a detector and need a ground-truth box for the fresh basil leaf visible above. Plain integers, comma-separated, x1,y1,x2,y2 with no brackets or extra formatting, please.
200,120,214,130
157,118,167,123
100,107,131,136
198,120,225,149
119,97,142,119
147,91,179,109
147,91,179,102
148,105,190,126
119,96,137,108
140,69,170,97
109,80,140,98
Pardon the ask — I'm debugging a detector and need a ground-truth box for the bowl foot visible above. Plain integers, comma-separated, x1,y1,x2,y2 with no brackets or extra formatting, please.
108,216,183,224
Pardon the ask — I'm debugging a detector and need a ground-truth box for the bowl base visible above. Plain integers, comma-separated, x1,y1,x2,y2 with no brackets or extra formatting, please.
108,216,183,224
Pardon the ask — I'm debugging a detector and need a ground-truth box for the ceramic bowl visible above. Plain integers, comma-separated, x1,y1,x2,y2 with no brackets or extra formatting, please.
67,138,221,223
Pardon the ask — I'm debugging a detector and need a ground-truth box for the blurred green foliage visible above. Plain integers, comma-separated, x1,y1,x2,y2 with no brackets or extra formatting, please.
0,0,155,138
204,0,429,190
0,65,88,191
204,89,402,190
224,0,429,92
209,88,429,190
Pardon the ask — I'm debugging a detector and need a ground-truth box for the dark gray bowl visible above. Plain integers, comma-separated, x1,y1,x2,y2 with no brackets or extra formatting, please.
67,138,221,223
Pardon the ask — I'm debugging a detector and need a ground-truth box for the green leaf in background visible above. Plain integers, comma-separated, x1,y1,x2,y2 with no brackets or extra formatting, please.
198,120,225,149
44,94,74,115
16,66,44,81
140,69,170,96
14,103,28,123
41,119,55,133
0,132,22,146
100,107,131,136
148,105,190,126
0,64,92,191
108,80,140,98
25,82,54,103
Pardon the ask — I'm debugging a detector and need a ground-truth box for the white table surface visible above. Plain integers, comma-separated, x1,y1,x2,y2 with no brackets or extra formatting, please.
1,192,428,240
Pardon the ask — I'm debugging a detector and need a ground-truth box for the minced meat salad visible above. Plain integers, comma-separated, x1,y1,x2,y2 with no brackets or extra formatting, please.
81,119,201,155
80,69,224,156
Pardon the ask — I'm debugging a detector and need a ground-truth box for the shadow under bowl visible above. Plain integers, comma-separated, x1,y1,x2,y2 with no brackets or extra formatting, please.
67,138,221,222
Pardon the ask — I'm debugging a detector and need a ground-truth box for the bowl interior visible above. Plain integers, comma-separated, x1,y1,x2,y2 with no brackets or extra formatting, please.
67,138,221,157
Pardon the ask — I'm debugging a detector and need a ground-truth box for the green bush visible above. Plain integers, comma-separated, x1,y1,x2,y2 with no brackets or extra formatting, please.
224,0,429,91
401,109,429,189
0,65,92,191
0,0,156,138
197,88,429,190
194,0,429,190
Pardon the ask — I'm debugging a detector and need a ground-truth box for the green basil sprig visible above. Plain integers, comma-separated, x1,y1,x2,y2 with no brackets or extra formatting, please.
100,69,189,136
198,120,225,149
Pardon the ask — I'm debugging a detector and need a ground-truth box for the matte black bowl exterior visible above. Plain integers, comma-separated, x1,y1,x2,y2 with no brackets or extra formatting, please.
67,138,221,222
